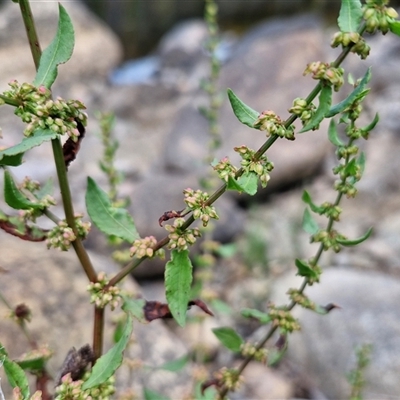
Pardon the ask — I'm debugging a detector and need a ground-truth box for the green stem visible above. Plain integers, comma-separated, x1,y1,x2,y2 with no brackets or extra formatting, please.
18,0,42,70
51,137,98,282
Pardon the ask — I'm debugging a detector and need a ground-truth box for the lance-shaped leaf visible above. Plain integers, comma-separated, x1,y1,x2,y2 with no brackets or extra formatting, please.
3,357,30,399
157,355,189,372
4,170,43,210
241,308,271,324
337,0,363,33
165,249,193,327
82,313,133,390
212,327,244,353
33,4,75,89
302,208,319,235
360,113,379,134
328,119,344,147
336,227,373,246
295,258,320,280
0,130,57,163
327,68,371,118
227,89,260,128
302,190,324,214
299,85,332,133
236,171,259,195
85,177,139,243
389,20,400,36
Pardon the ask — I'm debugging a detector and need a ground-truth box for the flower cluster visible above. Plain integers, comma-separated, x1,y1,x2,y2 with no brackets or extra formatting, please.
13,389,42,400
215,368,244,392
183,188,219,227
55,373,115,400
46,215,91,251
87,272,121,310
130,236,165,259
212,156,238,182
319,202,342,221
268,305,301,333
234,145,274,188
288,98,317,127
311,229,347,253
253,110,295,140
1,80,87,141
303,62,344,91
240,342,268,363
363,0,398,35
165,217,201,251
287,289,317,310
331,32,370,59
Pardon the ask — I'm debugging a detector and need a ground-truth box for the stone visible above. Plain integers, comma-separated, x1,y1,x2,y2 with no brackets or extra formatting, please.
162,14,332,196
270,268,400,399
0,0,122,90
0,232,190,398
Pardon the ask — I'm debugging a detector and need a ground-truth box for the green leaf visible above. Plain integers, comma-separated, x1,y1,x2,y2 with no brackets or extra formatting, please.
336,227,373,246
301,190,324,214
328,119,344,147
122,296,148,324
389,20,400,36
0,129,57,163
227,89,260,128
143,388,170,400
165,249,193,327
268,334,288,367
33,4,75,89
212,327,244,353
3,357,30,399
226,175,245,193
194,382,218,400
299,85,332,133
158,355,189,372
360,113,379,134
0,153,24,167
82,313,133,390
16,355,46,373
337,0,363,33
210,298,232,315
215,243,237,258
237,171,258,195
327,68,371,118
86,177,139,243
241,308,271,324
302,208,319,235
4,170,43,210
295,258,320,280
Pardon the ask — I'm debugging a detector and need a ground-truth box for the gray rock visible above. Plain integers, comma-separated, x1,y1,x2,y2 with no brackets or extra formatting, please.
0,1,122,90
162,15,331,194
270,268,400,399
0,232,190,398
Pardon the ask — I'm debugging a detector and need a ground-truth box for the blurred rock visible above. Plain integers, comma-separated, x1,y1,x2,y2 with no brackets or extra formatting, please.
0,0,122,90
0,232,190,398
269,268,400,399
